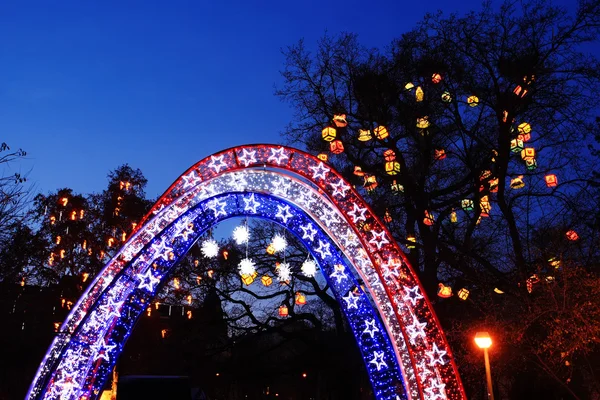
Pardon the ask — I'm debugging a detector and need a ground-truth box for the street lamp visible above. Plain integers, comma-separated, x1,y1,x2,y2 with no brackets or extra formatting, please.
474,332,494,400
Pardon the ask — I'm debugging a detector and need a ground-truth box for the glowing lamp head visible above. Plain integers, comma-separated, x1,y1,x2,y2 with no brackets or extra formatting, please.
474,332,492,349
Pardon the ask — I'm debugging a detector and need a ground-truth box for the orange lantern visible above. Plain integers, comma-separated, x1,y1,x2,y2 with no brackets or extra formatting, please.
545,174,557,187
383,149,396,161
295,292,306,306
437,283,452,298
383,210,392,224
423,211,435,226
373,126,389,140
330,140,344,154
278,304,289,317
434,149,446,160
513,85,528,98
431,73,442,83
333,114,347,128
321,126,337,142
353,165,365,176
363,175,378,191
521,148,535,161
566,230,579,241
60,197,68,207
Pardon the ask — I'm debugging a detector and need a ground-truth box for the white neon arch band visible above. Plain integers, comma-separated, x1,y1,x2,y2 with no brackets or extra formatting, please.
27,145,466,400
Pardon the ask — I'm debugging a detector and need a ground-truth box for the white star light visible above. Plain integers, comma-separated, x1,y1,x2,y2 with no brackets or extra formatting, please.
277,262,291,281
237,148,257,167
369,351,388,371
151,236,174,262
320,207,338,227
301,259,317,277
175,220,194,241
98,298,124,321
89,337,117,363
330,264,349,284
267,147,289,165
207,198,228,218
238,258,256,275
137,268,161,292
343,290,360,309
243,193,260,214
201,239,219,258
232,225,250,245
423,377,446,400
271,178,292,197
406,313,427,345
208,155,228,173
340,228,357,248
300,223,317,242
363,319,380,338
381,256,402,280
369,230,390,250
426,342,448,367
309,161,330,180
348,203,368,223
275,204,293,224
181,170,201,189
314,240,332,259
330,178,351,198
403,285,424,306
417,360,433,383
271,234,287,252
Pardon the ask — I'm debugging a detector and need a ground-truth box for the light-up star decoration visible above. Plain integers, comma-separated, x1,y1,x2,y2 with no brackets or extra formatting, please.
206,198,227,218
406,313,427,345
309,161,330,180
300,223,317,242
208,154,228,173
343,290,361,309
330,264,349,284
348,203,368,223
424,378,447,400
243,193,260,214
89,338,117,363
426,343,447,367
363,319,380,338
330,178,351,198
369,230,390,250
275,204,293,224
267,147,289,164
237,148,257,167
403,285,424,306
137,268,161,292
370,351,388,371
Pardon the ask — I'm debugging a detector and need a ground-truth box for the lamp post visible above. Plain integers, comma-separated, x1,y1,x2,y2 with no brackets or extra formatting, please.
474,332,494,400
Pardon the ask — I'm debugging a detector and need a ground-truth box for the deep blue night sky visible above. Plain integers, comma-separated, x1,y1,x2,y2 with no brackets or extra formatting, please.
0,0,579,199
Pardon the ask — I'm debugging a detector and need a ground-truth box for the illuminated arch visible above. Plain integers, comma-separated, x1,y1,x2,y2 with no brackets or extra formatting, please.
27,145,466,400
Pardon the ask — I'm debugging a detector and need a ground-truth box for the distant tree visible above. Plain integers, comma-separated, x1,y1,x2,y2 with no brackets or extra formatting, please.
276,0,600,397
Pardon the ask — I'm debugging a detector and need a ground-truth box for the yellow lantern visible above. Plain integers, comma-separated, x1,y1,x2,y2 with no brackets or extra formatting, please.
416,117,430,129
60,197,69,207
390,180,404,193
404,82,415,91
321,126,337,142
266,244,276,254
518,122,531,134
241,274,254,285
261,275,273,286
415,86,424,102
450,210,458,223
467,95,479,107
317,153,328,162
510,176,525,189
406,235,416,249
457,288,469,300
374,126,389,140
333,114,347,128
437,283,452,298
441,91,452,102
521,148,535,161
510,139,524,153
385,161,401,175
358,129,372,141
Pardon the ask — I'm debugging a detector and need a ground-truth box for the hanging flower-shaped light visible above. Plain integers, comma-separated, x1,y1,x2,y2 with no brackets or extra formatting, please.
271,234,287,253
232,225,250,245
277,262,292,281
301,259,317,278
201,239,219,258
238,258,256,276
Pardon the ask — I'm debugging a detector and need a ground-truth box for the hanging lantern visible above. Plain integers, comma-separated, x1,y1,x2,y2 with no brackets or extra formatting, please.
383,149,396,161
494,287,504,294
241,274,255,285
510,139,524,153
467,95,479,107
266,244,276,255
457,288,469,300
461,199,474,211
406,235,416,249
173,278,181,290
363,175,378,191
513,85,528,98
374,126,389,140
480,196,491,216
261,275,273,287
545,174,558,187
60,197,68,207
390,180,404,193
510,176,525,189
517,122,531,135
404,82,415,91
415,86,424,102
383,210,392,224
521,148,536,161
358,129,372,141
489,178,499,193
317,153,328,162
518,133,531,142
431,73,442,84
385,161,401,175
321,127,337,142
423,211,435,226
434,149,446,160
330,139,344,154
295,292,306,306
416,117,430,129
566,230,579,241
441,91,452,103
437,283,452,298
278,304,289,317
353,166,365,176
525,159,537,170
333,114,347,128
450,210,458,223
